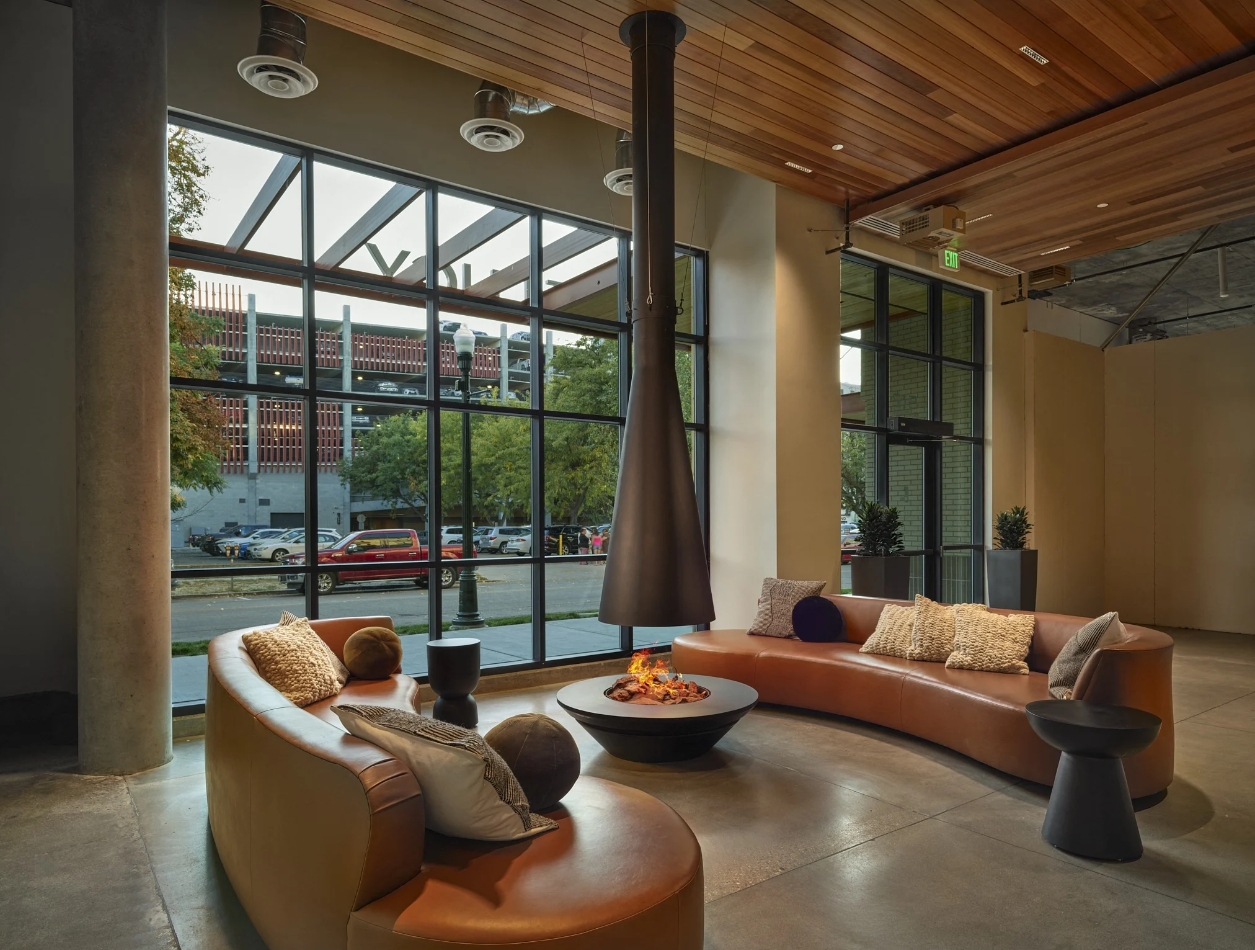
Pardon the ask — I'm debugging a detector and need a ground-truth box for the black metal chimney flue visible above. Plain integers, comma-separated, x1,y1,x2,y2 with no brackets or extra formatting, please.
599,11,715,627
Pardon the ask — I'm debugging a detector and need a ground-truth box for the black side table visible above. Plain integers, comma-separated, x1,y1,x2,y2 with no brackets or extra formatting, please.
1026,699,1161,861
426,637,481,728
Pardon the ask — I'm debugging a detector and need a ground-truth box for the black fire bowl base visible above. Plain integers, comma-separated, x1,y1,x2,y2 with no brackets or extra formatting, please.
556,675,758,764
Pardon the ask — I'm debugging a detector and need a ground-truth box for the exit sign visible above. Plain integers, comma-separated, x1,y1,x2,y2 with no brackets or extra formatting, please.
939,248,961,272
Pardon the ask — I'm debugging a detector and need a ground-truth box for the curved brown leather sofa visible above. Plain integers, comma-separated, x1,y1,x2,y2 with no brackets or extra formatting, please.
207,616,703,950
672,595,1174,798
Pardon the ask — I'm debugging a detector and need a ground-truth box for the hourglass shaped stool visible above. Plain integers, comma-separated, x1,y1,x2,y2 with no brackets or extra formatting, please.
426,637,481,727
1026,700,1161,862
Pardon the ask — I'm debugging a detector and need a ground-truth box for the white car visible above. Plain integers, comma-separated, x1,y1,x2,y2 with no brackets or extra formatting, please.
252,529,341,562
502,533,532,556
478,526,530,552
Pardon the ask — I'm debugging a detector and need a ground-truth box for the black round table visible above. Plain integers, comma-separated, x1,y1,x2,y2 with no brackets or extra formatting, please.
426,637,481,727
1026,700,1161,861
556,675,757,763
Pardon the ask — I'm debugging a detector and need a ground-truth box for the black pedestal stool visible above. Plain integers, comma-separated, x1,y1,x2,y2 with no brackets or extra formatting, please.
1026,699,1162,862
426,637,481,728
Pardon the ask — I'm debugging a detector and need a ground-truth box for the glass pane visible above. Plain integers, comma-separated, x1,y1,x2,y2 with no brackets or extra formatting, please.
168,125,301,260
545,420,618,552
888,355,929,420
840,258,876,341
942,290,974,362
942,365,974,437
676,250,697,334
840,430,875,524
942,441,974,546
439,563,533,670
439,192,530,302
438,307,530,404
312,161,426,282
941,550,975,604
635,625,695,650
840,344,875,425
543,324,619,417
172,267,305,389
676,343,695,423
545,563,618,660
887,443,924,551
314,286,428,398
541,218,619,318
441,410,532,546
169,389,308,563
907,554,926,600
888,274,928,351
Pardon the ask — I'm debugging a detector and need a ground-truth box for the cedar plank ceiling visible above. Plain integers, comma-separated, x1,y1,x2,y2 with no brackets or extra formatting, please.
289,0,1255,266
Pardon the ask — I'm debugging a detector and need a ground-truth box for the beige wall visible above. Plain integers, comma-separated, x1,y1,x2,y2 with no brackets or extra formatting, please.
992,299,1028,522
1024,331,1106,618
1106,326,1255,634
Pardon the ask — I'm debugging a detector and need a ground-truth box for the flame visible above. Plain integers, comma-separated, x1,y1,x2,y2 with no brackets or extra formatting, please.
617,649,708,703
627,649,672,688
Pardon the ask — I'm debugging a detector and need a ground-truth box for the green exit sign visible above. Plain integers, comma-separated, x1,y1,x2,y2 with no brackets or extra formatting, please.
939,248,961,272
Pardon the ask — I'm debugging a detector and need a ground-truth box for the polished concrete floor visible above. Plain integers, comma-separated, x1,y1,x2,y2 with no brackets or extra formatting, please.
2,627,1253,949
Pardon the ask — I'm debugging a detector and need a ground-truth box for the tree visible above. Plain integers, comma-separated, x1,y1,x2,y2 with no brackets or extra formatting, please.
167,127,225,511
544,336,619,524
841,430,868,518
338,412,434,522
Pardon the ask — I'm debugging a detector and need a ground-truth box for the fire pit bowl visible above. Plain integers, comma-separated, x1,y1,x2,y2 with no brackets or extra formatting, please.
557,675,758,763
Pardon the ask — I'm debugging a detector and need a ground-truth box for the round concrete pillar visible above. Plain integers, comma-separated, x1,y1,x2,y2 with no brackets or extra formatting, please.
74,0,172,773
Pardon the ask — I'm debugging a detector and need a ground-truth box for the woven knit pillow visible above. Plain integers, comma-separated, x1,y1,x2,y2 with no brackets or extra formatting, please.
946,605,1036,674
333,705,558,841
907,594,971,662
748,578,827,638
242,611,348,707
858,603,916,659
1048,612,1128,699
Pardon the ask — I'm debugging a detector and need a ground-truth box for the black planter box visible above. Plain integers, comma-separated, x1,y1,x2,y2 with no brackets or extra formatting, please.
850,555,911,601
988,549,1038,610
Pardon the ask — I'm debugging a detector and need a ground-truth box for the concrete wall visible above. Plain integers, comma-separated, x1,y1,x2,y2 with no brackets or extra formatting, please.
1106,325,1255,634
0,0,77,698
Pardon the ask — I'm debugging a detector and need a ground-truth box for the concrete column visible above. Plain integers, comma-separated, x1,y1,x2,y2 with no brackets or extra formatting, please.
74,0,171,773
341,305,353,531
246,294,258,522
499,323,508,398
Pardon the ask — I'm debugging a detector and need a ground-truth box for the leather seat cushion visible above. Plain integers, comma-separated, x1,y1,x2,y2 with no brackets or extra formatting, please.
672,630,763,683
305,675,420,727
347,776,702,949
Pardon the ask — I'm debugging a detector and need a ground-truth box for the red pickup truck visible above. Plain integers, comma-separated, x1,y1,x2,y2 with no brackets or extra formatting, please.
281,529,466,594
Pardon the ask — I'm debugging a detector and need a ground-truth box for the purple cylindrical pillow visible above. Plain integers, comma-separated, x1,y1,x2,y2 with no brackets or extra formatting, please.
792,596,847,643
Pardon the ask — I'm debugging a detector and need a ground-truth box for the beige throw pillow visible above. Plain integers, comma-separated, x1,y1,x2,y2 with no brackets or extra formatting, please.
242,611,348,707
748,578,827,638
908,595,969,662
859,603,916,659
1048,612,1127,699
946,605,1036,674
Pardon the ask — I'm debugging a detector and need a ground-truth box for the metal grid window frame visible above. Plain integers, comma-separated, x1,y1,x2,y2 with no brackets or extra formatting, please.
168,113,709,699
839,251,985,602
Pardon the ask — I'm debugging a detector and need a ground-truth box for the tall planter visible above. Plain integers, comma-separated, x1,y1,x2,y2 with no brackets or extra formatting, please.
850,555,911,601
987,549,1038,610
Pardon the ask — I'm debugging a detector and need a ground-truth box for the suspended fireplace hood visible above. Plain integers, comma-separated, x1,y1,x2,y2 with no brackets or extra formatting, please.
599,12,715,627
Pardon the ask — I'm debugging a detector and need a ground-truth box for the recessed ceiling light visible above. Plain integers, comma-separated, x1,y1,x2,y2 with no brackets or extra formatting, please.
1019,45,1049,65
831,144,844,151
1097,202,1109,208
785,160,814,174
968,213,993,224
1040,245,1071,255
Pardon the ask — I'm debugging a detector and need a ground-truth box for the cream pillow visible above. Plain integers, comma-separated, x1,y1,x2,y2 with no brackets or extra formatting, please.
333,705,557,842
242,611,348,707
907,595,972,662
946,605,1036,674
859,603,915,658
748,578,827,638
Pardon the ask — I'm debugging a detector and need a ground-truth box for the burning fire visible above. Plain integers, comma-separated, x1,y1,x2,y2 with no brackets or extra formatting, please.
607,650,710,705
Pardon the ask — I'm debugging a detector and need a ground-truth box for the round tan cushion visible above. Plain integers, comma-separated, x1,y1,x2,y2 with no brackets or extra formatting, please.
343,626,403,680
485,713,580,810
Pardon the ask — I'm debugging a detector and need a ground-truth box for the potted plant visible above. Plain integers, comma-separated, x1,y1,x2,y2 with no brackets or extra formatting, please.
850,503,911,600
988,506,1037,610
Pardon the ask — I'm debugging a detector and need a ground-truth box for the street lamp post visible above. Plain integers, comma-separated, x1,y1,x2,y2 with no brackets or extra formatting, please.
451,325,484,629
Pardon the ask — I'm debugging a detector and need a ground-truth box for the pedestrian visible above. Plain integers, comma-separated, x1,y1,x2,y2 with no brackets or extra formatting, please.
578,527,591,563
591,530,603,559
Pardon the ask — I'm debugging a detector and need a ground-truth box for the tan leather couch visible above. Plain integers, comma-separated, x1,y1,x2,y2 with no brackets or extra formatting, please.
207,616,703,950
672,595,1174,798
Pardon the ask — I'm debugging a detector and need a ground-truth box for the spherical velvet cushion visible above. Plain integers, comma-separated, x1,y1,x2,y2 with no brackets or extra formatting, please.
791,596,847,643
484,713,580,811
343,626,403,680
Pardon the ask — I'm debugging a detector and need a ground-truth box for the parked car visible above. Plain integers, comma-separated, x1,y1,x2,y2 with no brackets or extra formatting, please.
281,529,462,594
239,527,302,559
440,526,480,552
477,525,529,553
251,529,341,562
227,527,287,558
544,524,585,556
201,524,270,555
502,533,532,556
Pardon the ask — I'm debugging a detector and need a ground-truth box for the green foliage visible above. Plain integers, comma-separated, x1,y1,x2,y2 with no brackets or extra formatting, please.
841,430,868,517
993,506,1032,550
857,502,904,557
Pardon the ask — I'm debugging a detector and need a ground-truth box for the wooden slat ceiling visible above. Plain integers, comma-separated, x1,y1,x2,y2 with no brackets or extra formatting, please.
289,0,1255,264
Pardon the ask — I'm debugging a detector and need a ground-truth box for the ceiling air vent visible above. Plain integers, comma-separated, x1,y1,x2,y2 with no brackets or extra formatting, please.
237,3,318,99
898,206,966,250
1027,264,1073,289
603,129,633,195
460,81,553,153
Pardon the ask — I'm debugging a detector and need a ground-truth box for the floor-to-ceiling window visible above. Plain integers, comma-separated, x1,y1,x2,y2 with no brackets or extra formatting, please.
839,253,984,602
166,117,708,708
